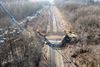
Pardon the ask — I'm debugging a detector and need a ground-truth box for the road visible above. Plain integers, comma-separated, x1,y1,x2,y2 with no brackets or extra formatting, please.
46,6,66,67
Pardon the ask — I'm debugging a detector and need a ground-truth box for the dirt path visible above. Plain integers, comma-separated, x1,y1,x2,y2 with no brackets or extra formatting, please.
41,5,72,67
46,5,66,67
52,6,72,32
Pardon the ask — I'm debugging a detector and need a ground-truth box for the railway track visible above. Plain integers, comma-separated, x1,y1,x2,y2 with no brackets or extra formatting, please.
44,5,79,67
46,5,64,67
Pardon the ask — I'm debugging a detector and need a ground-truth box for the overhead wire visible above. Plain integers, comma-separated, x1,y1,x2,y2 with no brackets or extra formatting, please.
0,1,51,67
0,1,26,31
0,1,78,67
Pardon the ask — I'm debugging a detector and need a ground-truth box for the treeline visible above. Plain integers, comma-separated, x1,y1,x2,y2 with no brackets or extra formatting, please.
55,0,100,45
0,0,44,28
0,3,49,66
55,0,100,67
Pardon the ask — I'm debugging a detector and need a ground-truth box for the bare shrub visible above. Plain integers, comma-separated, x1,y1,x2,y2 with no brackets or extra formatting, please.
72,5,100,22
75,15,100,45
55,2,100,67
0,1,43,28
0,28,44,67
0,17,12,28
63,4,81,12
63,4,82,22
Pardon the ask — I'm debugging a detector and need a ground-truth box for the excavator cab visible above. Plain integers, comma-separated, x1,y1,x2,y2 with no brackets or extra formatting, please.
60,34,72,47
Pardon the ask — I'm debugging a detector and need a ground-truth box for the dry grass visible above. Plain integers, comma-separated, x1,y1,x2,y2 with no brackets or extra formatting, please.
57,4,100,45
0,1,48,66
0,28,44,67
75,15,100,45
55,2,100,67
73,5,100,22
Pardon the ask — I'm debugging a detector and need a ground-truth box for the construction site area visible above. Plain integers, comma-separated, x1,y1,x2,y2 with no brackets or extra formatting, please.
0,0,100,67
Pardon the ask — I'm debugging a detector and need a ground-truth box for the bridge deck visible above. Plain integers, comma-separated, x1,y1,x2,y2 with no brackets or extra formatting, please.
46,32,65,41
47,32,65,36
